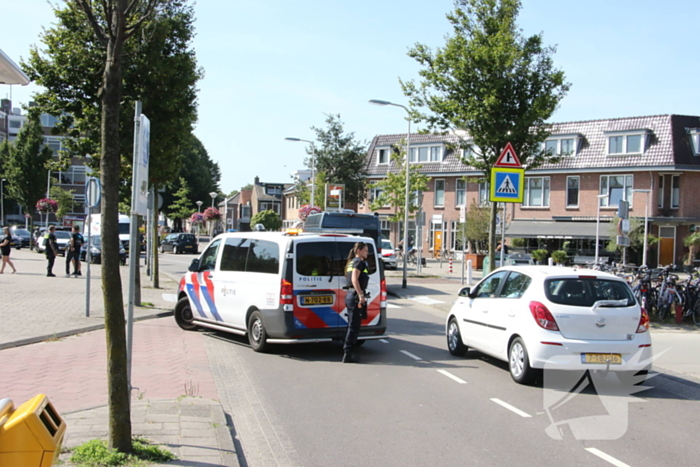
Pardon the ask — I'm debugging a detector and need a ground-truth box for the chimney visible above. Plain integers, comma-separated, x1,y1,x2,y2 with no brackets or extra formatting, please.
254,176,260,186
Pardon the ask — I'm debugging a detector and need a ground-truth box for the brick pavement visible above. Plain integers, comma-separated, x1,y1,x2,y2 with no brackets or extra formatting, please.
0,248,177,349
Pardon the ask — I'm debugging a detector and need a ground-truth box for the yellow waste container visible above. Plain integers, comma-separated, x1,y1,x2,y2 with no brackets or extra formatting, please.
0,395,66,467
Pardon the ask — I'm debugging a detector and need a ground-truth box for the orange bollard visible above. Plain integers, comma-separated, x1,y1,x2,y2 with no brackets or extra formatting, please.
676,304,683,324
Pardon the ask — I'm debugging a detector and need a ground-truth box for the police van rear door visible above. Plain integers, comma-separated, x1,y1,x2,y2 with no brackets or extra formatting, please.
292,237,343,329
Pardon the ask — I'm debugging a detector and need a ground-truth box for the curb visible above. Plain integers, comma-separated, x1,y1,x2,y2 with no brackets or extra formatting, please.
0,310,173,351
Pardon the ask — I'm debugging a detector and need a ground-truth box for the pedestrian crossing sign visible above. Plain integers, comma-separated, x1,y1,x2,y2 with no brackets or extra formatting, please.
490,167,524,203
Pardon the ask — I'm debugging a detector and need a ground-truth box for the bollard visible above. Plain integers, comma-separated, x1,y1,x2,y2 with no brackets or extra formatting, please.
448,258,453,274
676,304,683,324
548,257,554,267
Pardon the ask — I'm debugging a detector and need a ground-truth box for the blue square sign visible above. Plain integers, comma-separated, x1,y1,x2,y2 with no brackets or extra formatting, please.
490,168,524,203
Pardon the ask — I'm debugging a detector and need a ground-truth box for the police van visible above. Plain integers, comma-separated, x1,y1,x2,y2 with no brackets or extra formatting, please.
175,230,387,352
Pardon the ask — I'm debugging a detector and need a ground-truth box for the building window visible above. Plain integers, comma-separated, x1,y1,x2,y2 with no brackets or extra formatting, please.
455,179,466,207
523,177,550,207
606,132,647,155
462,144,480,159
377,148,389,164
9,119,21,129
434,179,445,207
43,136,63,156
450,220,465,251
428,221,446,250
409,145,442,163
687,128,700,155
478,182,490,207
600,174,633,207
543,136,578,156
380,219,390,240
671,175,680,209
658,175,664,208
40,114,60,127
56,166,86,185
266,186,281,195
566,176,579,207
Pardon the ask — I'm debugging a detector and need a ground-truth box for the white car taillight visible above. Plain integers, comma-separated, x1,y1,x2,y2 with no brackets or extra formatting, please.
637,308,650,333
529,301,559,331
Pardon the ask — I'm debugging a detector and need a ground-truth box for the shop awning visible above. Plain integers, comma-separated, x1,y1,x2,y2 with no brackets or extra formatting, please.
0,48,30,85
505,220,610,240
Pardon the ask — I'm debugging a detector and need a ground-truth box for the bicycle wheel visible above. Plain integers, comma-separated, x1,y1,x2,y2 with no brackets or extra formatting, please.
657,295,670,321
693,299,700,326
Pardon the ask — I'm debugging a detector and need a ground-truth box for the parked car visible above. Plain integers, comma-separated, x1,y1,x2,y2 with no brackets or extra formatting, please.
160,233,198,254
35,230,71,256
380,239,397,270
10,228,32,249
80,236,127,265
445,266,651,385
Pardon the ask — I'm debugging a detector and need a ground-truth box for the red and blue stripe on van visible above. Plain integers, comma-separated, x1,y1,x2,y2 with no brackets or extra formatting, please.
182,271,223,321
291,287,382,329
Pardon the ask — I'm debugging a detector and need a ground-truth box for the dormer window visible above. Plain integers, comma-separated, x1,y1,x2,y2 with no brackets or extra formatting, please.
409,144,443,163
376,147,390,164
543,134,579,157
687,128,700,156
461,143,481,159
604,130,648,155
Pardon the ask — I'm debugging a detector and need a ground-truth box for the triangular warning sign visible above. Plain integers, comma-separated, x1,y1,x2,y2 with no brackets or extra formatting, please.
496,174,517,194
494,142,522,168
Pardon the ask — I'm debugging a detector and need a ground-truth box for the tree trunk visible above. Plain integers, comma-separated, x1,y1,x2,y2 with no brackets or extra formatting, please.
100,14,132,453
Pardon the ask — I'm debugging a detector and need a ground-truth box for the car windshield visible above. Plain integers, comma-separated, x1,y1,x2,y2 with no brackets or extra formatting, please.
91,237,102,247
545,278,636,307
54,231,71,239
14,229,30,236
381,240,393,250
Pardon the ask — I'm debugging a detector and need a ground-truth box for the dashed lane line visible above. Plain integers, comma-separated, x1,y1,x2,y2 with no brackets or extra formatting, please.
437,370,467,384
584,448,630,467
379,339,390,344
399,350,422,361
490,398,532,418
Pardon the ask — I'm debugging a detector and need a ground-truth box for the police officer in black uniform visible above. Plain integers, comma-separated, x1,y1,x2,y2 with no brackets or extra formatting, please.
343,241,369,363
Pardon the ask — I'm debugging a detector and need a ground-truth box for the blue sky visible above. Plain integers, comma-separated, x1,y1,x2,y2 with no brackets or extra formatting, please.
3,0,700,195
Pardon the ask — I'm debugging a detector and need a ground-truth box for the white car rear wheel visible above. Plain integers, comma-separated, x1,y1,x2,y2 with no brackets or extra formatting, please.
509,337,536,385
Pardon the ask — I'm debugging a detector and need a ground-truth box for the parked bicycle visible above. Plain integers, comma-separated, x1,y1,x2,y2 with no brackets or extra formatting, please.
655,266,684,321
679,268,700,326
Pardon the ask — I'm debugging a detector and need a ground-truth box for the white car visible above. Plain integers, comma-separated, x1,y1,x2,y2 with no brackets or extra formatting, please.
380,239,397,270
446,266,652,385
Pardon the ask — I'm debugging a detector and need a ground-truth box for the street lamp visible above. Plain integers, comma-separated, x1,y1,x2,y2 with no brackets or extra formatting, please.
595,194,609,265
285,137,316,207
1,179,5,227
196,200,203,213
209,192,218,237
633,189,651,268
369,99,411,289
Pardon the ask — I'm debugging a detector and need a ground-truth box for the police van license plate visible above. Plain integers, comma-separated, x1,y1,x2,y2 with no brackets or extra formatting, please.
581,353,622,364
301,295,333,306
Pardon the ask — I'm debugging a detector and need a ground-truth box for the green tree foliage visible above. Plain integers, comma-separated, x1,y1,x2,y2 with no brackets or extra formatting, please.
2,110,54,217
684,231,700,266
401,0,569,269
455,199,490,252
605,216,659,264
24,1,202,192
370,143,429,222
251,210,282,231
50,185,76,221
167,177,194,230
310,114,368,206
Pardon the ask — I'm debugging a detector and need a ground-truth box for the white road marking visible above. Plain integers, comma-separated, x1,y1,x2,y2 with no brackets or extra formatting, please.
400,350,422,361
584,448,630,467
379,339,390,344
162,293,178,303
437,370,467,384
408,296,445,305
387,303,401,308
490,398,532,418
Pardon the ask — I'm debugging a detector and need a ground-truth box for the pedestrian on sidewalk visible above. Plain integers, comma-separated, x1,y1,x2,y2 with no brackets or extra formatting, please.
66,225,83,277
342,241,369,364
45,225,58,277
0,227,17,274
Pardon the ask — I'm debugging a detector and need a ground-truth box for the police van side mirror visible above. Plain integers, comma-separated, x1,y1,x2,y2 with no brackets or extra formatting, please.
188,258,200,272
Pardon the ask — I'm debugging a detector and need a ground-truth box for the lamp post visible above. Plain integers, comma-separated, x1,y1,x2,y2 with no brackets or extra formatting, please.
285,137,316,207
1,178,5,227
633,189,651,268
195,200,203,240
595,194,609,265
209,192,218,237
369,99,411,289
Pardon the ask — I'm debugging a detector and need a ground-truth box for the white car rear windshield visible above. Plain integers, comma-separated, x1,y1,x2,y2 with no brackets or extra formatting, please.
545,278,635,307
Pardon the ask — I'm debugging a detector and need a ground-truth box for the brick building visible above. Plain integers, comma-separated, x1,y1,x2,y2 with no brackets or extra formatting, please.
359,114,700,267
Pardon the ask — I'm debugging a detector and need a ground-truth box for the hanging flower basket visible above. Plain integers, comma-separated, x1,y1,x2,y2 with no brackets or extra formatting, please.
190,212,205,224
298,205,322,221
203,207,221,221
36,198,58,213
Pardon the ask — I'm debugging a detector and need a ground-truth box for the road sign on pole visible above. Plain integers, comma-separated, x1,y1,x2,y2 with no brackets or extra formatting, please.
490,168,524,203
494,142,522,168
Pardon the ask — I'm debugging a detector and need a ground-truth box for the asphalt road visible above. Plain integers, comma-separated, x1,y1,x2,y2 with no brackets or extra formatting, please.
157,250,700,467
179,298,699,467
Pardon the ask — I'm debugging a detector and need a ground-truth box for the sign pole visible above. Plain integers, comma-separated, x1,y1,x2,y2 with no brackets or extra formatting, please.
84,177,100,318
